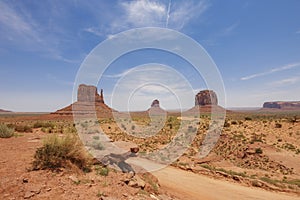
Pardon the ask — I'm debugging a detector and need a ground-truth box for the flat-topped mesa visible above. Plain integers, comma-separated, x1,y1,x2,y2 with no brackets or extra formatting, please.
77,84,104,103
263,101,300,110
195,90,218,106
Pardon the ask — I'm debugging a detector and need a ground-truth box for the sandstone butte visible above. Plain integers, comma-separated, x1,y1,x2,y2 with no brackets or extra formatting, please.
52,85,225,115
52,84,114,117
263,101,300,110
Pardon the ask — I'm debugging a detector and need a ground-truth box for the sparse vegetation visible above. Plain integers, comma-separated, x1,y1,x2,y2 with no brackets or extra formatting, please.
275,123,282,128
0,123,14,138
91,141,104,150
14,125,32,132
33,121,55,129
32,133,91,171
255,148,263,154
245,117,252,121
95,165,109,176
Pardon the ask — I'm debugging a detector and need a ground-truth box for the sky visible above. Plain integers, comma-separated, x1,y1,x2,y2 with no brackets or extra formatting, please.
0,0,300,112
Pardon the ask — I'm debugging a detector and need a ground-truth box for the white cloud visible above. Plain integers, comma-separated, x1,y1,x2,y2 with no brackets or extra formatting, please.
121,0,166,27
91,0,209,35
168,0,208,30
240,62,300,81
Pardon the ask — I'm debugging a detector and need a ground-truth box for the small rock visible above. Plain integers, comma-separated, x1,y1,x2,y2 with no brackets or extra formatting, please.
128,175,145,189
150,194,159,200
69,175,79,183
252,180,263,187
23,178,29,183
29,186,41,194
24,191,34,199
232,175,240,181
46,188,52,192
100,197,116,200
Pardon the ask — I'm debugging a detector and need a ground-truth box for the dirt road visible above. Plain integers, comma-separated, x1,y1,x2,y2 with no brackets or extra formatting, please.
153,167,300,200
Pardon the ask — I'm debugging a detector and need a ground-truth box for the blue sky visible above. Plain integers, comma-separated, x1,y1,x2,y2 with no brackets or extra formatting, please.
0,0,300,112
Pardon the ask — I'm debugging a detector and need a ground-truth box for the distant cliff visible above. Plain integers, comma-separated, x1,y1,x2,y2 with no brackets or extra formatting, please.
263,101,300,110
0,109,11,113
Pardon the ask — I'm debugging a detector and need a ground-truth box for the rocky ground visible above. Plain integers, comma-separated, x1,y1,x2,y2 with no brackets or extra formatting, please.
0,129,177,200
0,111,300,199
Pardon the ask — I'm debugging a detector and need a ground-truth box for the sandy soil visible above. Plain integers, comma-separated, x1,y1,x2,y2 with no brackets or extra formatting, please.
153,167,300,200
0,131,170,200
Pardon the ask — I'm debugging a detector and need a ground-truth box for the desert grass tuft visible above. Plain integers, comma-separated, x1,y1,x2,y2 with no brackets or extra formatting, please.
32,133,91,172
0,124,14,138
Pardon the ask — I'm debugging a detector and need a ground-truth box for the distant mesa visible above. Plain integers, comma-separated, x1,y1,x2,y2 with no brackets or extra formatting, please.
263,101,300,110
0,108,11,113
52,84,114,116
195,90,218,106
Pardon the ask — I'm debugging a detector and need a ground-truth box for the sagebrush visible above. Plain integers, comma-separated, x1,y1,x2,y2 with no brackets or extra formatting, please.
32,133,91,171
0,124,14,138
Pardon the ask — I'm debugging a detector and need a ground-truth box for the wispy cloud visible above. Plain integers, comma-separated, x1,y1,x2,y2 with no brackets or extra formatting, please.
86,0,209,37
0,1,40,42
269,76,300,87
120,0,166,27
240,62,300,81
84,27,103,37
0,1,80,63
166,0,172,28
296,29,300,34
221,22,239,36
168,0,209,30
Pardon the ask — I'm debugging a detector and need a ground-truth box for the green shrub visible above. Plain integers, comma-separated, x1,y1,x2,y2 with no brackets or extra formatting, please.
0,124,14,138
231,121,238,125
223,121,230,127
93,135,100,140
33,121,55,129
15,125,32,133
245,117,252,121
255,148,263,154
32,133,91,171
91,141,104,150
95,165,109,176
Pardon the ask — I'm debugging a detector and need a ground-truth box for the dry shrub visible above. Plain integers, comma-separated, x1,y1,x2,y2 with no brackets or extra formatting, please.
0,124,14,138
32,133,91,172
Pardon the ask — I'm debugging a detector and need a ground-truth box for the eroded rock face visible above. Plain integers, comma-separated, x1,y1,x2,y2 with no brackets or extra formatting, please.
195,90,218,106
263,101,300,110
52,84,113,116
151,99,160,108
77,84,104,103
